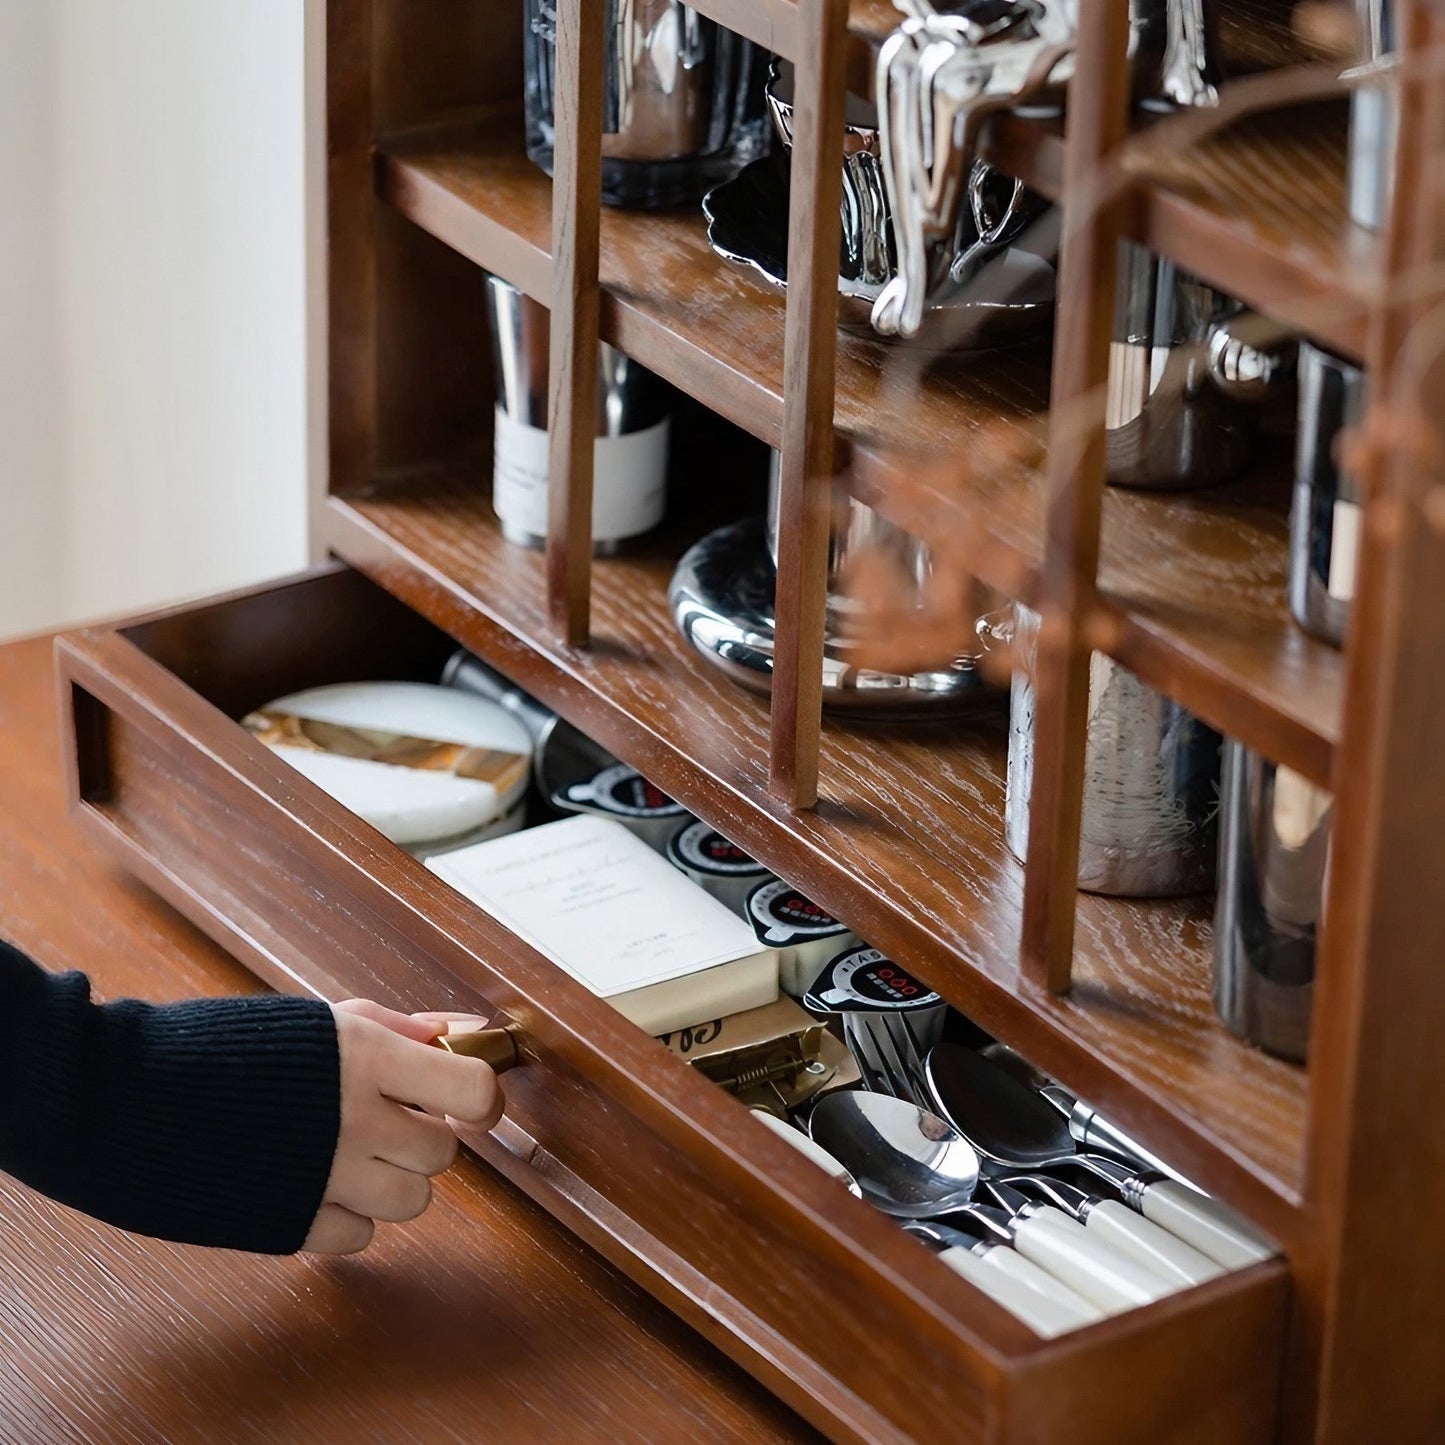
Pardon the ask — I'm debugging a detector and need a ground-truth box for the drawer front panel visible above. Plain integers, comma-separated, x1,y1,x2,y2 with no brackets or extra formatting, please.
56,568,1288,1445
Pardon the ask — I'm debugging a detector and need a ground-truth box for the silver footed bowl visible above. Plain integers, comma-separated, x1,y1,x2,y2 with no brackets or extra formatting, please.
667,516,1003,717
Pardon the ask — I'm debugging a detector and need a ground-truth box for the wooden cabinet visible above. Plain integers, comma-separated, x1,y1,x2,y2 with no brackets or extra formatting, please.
56,1,1445,1440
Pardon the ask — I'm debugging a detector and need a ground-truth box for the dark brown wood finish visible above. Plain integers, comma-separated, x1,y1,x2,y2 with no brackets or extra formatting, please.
0,633,816,1445
321,470,1310,1231
56,0,1445,1436
545,0,605,646
375,128,1341,787
768,0,848,808
1019,0,1135,992
54,572,1289,1445
1288,9,1445,1442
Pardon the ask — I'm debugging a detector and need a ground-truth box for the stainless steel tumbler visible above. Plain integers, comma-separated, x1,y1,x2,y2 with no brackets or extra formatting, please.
484,273,670,554
1288,343,1367,646
1006,606,1222,897
1213,740,1332,1063
1348,0,1395,233
523,1,769,209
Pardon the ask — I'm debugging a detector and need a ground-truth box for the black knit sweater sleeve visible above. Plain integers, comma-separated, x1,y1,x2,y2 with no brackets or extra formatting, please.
0,937,340,1254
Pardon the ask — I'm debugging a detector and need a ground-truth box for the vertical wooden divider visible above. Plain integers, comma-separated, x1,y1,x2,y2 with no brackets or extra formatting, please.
768,0,848,809
325,0,377,501
1017,0,1133,993
546,0,606,647
1288,8,1445,1441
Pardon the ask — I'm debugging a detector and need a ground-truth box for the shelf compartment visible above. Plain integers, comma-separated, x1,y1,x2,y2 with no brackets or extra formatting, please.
376,123,1053,457
380,121,1339,787
323,461,1311,1232
57,564,1288,1445
854,442,1343,789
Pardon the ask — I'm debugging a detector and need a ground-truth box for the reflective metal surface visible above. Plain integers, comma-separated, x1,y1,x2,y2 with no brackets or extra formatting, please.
704,59,1056,349
1132,0,1221,111
1347,0,1396,231
1289,345,1367,647
523,0,769,207
807,1091,981,1219
668,516,1003,715
872,1,1075,339
1106,243,1292,491
484,273,670,553
1213,740,1331,1063
1006,604,1221,896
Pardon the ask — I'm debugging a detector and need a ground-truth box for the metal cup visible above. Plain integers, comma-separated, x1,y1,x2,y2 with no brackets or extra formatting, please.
522,1,769,208
764,450,932,625
1289,343,1367,647
1006,605,1222,897
1106,244,1294,491
1348,0,1395,232
1213,740,1332,1063
485,273,670,554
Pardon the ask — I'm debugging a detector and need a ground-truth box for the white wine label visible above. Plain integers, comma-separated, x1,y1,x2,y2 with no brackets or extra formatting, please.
493,406,669,543
1327,498,1363,603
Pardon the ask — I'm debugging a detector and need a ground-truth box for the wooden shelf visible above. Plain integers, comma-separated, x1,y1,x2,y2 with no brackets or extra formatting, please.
987,101,1370,364
856,439,1343,787
380,121,1338,783
323,460,1309,1238
378,123,1052,457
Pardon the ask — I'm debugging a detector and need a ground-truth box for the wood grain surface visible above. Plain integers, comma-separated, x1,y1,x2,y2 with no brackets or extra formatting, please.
377,121,1341,789
56,576,1292,1444
376,124,1053,457
854,434,1343,790
0,633,816,1445
324,466,1309,1234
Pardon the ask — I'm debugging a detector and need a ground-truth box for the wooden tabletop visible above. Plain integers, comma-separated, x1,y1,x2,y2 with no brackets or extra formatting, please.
0,632,817,1445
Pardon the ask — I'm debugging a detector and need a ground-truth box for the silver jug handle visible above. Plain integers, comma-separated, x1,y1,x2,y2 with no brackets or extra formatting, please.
969,165,1028,245
1206,312,1297,403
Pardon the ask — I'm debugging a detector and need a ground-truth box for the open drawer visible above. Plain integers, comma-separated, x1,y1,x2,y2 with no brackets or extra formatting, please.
56,565,1288,1445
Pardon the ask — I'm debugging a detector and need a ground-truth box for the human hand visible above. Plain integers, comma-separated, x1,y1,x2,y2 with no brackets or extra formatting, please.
302,1000,505,1253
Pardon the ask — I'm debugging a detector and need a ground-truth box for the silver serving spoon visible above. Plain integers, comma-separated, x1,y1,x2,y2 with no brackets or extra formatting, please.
807,1091,980,1218
925,1043,1277,1270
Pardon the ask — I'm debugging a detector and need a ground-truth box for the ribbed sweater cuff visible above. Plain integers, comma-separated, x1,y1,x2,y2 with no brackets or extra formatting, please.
1,963,340,1254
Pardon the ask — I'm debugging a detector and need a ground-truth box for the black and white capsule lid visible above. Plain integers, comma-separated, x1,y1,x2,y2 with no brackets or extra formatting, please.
667,820,770,877
553,761,688,819
748,879,848,945
804,946,941,1014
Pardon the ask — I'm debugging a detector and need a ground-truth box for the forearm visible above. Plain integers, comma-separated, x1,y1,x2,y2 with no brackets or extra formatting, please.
0,937,340,1253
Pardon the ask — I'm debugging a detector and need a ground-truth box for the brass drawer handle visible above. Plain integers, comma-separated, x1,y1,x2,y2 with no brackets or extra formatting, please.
435,1025,522,1074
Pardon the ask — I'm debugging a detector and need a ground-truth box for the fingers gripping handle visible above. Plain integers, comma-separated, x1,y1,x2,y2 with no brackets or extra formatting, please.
435,1025,523,1074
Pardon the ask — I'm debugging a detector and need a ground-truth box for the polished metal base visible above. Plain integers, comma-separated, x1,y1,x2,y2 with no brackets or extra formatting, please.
702,152,1055,353
668,517,1002,717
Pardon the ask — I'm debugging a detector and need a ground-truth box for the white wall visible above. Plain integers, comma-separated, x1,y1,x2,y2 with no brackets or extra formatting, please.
0,0,309,641
0,0,65,639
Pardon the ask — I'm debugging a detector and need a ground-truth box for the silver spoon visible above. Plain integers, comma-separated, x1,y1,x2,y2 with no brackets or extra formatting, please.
924,1043,1277,1270
807,1091,979,1218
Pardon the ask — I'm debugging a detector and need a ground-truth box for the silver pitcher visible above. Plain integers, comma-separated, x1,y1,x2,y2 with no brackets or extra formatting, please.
1213,740,1332,1063
1106,244,1293,490
871,0,1076,341
522,0,769,208
484,273,671,553
1005,605,1222,897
